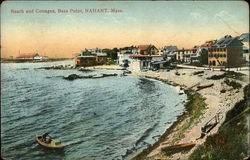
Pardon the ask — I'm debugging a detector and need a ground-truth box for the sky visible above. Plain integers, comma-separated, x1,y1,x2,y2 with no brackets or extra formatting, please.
1,1,249,58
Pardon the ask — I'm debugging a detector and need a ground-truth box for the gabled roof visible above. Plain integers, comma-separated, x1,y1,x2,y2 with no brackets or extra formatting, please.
211,35,243,48
138,45,157,51
163,46,178,51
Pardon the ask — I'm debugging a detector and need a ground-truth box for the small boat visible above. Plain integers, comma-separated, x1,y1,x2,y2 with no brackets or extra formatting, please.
161,142,196,153
35,135,64,149
197,83,214,90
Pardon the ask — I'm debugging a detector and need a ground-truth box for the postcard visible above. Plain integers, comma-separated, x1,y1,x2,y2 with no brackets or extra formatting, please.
1,1,249,160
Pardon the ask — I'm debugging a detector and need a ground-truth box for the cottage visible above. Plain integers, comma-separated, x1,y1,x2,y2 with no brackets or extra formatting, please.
208,35,244,67
138,45,159,55
129,55,164,72
74,55,97,67
127,45,167,71
74,49,108,67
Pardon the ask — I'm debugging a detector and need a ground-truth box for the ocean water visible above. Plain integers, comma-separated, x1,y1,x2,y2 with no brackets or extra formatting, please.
1,60,186,160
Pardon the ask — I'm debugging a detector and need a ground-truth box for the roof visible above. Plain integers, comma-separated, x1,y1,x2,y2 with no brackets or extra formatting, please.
163,46,178,51
240,33,249,42
138,45,156,51
16,54,36,58
201,40,215,47
191,46,200,50
96,52,107,56
211,35,243,48
120,50,133,54
129,55,162,58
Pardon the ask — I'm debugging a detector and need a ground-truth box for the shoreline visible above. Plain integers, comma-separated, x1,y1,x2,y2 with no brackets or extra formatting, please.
131,74,206,160
130,68,249,160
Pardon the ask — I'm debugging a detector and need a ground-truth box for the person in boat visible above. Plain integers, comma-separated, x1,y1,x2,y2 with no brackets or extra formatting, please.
42,132,51,143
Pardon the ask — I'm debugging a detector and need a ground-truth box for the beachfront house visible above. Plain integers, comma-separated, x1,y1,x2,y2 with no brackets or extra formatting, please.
208,35,244,68
74,48,108,67
129,54,164,72
117,50,133,67
175,46,199,64
128,45,167,71
75,55,97,67
189,46,200,64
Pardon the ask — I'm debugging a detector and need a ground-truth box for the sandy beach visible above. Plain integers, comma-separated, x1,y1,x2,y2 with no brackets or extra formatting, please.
84,65,124,70
131,67,249,160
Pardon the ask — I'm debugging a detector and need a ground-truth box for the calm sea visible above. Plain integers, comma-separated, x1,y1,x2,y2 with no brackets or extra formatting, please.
1,60,186,160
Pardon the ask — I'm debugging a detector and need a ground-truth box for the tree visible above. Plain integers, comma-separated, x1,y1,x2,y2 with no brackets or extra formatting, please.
200,49,208,65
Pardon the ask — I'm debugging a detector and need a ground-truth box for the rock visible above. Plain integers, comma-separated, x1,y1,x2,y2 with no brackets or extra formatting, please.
78,68,93,72
63,74,82,80
102,73,118,77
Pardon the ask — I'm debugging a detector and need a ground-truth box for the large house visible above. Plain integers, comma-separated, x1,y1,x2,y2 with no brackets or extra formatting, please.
176,46,198,63
128,45,167,71
74,49,108,67
208,35,244,67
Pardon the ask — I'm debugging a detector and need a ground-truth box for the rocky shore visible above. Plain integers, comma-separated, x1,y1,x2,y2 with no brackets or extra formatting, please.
63,73,118,80
131,68,249,160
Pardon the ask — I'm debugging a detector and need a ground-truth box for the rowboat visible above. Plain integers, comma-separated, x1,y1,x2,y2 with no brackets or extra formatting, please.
161,142,196,153
197,83,214,90
35,135,64,149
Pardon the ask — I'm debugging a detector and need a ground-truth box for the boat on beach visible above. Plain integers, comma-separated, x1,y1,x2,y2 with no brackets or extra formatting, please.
35,135,64,149
196,83,214,90
161,142,196,153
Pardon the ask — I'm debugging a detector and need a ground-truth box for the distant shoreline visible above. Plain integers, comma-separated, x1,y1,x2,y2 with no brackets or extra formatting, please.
0,58,73,63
